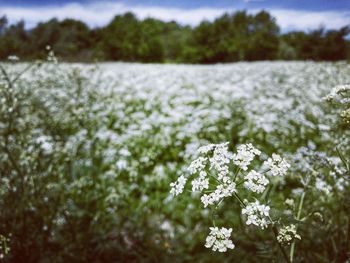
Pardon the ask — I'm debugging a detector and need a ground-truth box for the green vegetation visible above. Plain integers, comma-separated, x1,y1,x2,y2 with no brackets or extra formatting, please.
0,11,349,63
0,58,349,262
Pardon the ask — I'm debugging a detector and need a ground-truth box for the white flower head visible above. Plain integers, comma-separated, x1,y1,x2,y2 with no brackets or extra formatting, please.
264,154,290,176
244,170,269,193
188,156,207,174
323,84,350,103
191,171,209,192
277,224,301,245
116,159,128,170
242,201,270,229
8,55,19,61
205,227,235,252
197,143,216,154
315,178,332,195
170,175,187,196
200,181,236,207
233,143,261,171
209,142,233,178
36,135,54,155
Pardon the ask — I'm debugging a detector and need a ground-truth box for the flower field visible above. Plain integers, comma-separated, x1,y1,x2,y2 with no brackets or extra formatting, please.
0,60,349,262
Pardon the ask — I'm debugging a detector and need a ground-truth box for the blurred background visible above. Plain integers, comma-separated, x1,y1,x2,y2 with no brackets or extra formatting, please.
0,1,350,263
0,0,349,62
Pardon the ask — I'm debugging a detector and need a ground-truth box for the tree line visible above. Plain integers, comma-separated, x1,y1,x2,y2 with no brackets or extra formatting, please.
0,11,349,63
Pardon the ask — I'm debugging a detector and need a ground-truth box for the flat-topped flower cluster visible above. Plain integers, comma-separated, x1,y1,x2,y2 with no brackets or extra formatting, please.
170,142,290,252
205,227,235,252
277,224,301,245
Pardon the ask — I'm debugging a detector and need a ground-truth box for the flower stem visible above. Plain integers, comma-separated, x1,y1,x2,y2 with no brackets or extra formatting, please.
233,167,241,181
272,225,292,263
233,192,246,208
290,191,306,262
234,193,290,263
346,215,350,259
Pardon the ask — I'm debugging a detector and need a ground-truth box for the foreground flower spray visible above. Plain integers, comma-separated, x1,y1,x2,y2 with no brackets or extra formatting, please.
170,142,296,261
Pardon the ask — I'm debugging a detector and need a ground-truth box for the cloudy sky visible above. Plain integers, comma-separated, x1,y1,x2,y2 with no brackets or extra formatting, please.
0,0,349,31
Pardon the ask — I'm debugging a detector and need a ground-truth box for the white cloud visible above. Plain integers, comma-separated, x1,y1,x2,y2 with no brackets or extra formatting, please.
270,9,350,31
0,1,349,31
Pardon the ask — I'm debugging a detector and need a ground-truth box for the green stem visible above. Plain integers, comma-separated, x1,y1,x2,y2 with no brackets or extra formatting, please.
233,192,246,208
346,215,350,259
290,191,306,262
0,64,13,89
272,225,292,263
233,167,241,181
235,191,290,263
236,179,246,186
267,215,291,263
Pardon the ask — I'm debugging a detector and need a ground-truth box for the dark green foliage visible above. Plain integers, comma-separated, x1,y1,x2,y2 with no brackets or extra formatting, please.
188,11,280,63
0,11,348,63
280,26,350,61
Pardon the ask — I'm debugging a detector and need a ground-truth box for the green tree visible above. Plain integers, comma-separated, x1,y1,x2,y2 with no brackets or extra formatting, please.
0,11,348,62
99,12,141,61
0,20,28,60
246,11,280,60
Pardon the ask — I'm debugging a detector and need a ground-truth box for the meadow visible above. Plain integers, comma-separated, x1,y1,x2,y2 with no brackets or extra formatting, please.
0,58,349,262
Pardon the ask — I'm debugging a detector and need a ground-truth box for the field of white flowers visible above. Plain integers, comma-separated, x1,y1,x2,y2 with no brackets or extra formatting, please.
0,59,349,262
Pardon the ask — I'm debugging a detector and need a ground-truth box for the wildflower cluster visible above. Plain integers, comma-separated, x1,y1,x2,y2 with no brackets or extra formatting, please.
315,177,332,195
233,143,261,170
201,182,236,208
277,225,301,245
2,59,350,261
7,55,19,61
244,170,269,193
205,227,235,252
188,142,237,207
170,142,291,252
264,153,291,177
324,84,350,124
242,200,270,229
169,175,187,196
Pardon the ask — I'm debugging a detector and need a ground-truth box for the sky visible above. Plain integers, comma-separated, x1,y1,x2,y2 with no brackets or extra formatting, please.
0,0,349,32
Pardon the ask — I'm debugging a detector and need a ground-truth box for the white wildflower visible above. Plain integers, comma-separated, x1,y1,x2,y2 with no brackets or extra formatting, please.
244,170,269,193
119,148,131,156
205,227,235,252
7,55,19,61
315,178,332,195
233,143,261,171
264,154,290,176
116,159,128,170
200,194,212,208
188,156,207,174
200,181,236,207
323,84,350,102
170,175,187,196
192,171,209,192
277,224,301,245
242,201,270,229
209,142,233,180
197,143,216,154
36,135,54,154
